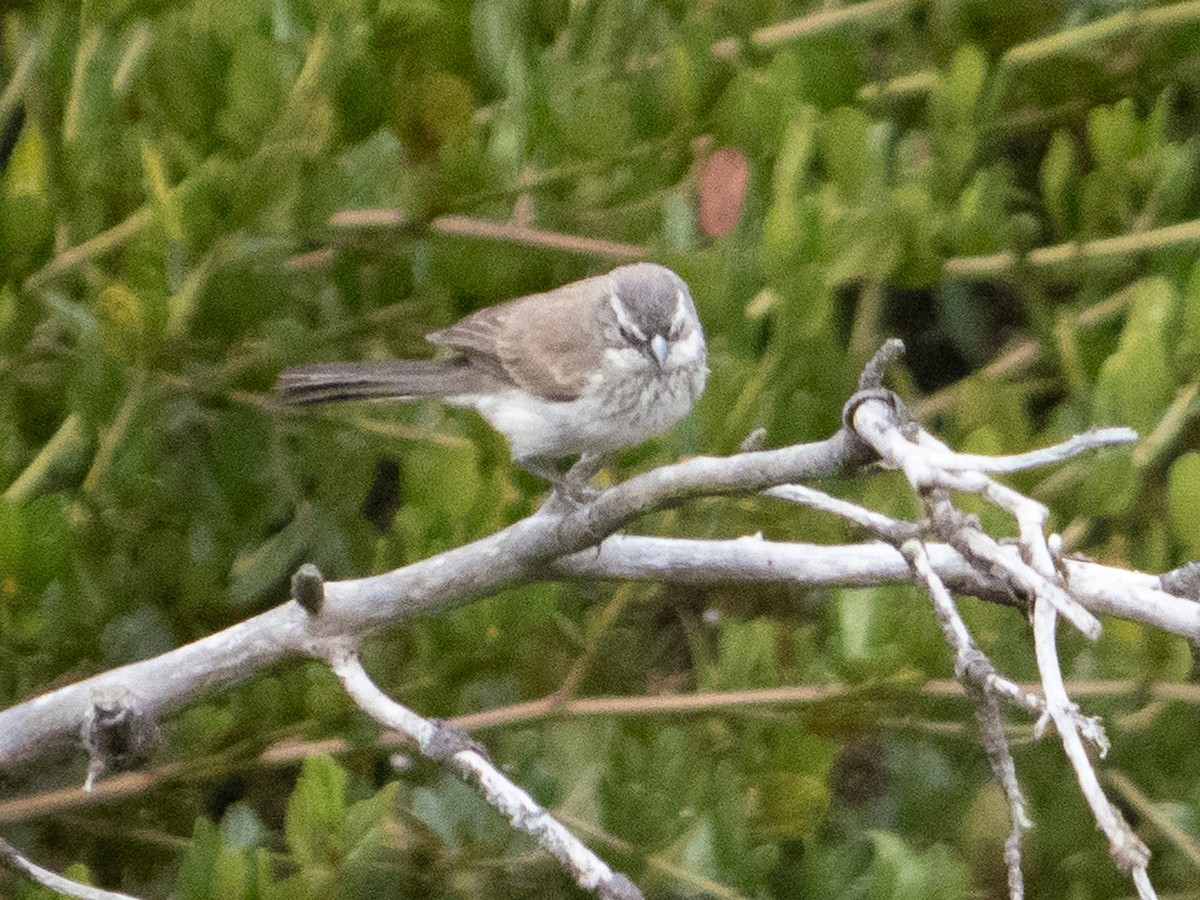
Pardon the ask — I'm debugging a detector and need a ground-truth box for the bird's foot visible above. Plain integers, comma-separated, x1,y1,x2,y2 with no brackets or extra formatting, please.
518,454,605,509
550,478,599,507
556,453,607,505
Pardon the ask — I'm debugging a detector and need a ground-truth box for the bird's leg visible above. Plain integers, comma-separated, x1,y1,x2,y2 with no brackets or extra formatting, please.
554,453,607,504
515,454,604,505
566,452,607,487
515,454,567,485
515,455,582,503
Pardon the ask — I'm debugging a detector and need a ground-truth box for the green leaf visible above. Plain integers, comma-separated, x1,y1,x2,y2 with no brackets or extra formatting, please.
890,184,942,288
284,755,349,867
602,725,702,850
660,36,703,125
173,705,237,756
756,772,830,840
820,106,874,202
711,618,780,689
763,107,819,279
662,189,695,252
335,129,409,209
411,774,496,850
934,45,987,127
0,495,72,596
99,281,149,362
837,588,877,665
219,35,286,152
1,123,54,274
140,138,185,243
1075,453,1140,519
1167,453,1200,559
408,440,482,512
558,758,607,825
866,831,971,900
177,818,251,900
773,106,818,202
177,818,222,900
674,817,720,881
1088,98,1141,173
950,167,1010,256
1094,277,1175,434
4,122,48,200
718,54,801,159
929,45,987,198
1041,130,1078,237
227,502,316,608
345,781,400,864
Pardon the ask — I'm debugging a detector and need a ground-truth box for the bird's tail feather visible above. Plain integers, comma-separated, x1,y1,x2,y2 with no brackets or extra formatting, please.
276,359,493,405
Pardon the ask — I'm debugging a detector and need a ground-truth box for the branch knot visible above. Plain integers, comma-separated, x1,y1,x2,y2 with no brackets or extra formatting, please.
80,685,159,792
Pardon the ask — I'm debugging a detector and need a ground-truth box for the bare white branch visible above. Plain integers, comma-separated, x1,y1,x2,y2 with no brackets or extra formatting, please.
554,537,1200,639
327,649,642,900
0,836,143,900
763,482,921,541
911,427,1138,474
902,540,1029,900
851,399,1103,638
0,428,869,771
4,536,1190,778
844,391,1158,896
1032,602,1152,892
0,344,1169,899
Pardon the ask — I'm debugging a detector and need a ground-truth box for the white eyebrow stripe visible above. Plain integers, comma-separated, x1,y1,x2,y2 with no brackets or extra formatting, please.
671,289,690,329
609,291,646,341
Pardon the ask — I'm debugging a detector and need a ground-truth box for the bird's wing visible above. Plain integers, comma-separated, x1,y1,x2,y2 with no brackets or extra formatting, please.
428,276,610,402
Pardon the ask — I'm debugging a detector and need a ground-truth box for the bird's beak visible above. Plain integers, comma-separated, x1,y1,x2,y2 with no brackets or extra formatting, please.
651,334,670,370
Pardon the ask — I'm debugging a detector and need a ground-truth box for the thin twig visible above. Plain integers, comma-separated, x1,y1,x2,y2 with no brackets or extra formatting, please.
0,37,39,130
6,674,1200,828
3,412,88,503
855,1,1200,102
944,216,1200,278
2,526,1189,775
328,210,649,260
846,391,1155,895
748,0,912,48
432,216,647,259
23,208,155,293
1002,0,1200,68
762,483,922,544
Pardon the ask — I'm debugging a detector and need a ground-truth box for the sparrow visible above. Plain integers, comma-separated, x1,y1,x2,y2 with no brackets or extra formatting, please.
277,262,708,493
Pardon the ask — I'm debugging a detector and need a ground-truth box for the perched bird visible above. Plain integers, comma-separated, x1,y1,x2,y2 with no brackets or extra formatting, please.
277,262,708,493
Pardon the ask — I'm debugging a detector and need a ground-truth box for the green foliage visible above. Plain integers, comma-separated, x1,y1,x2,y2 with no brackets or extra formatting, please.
177,818,259,900
172,757,413,900
859,831,972,900
1094,277,1175,435
6,0,1200,897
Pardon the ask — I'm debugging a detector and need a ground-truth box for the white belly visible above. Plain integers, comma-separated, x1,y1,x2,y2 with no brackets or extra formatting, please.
460,363,706,460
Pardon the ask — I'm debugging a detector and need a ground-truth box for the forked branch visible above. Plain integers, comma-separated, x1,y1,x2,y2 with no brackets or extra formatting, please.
0,341,1173,900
